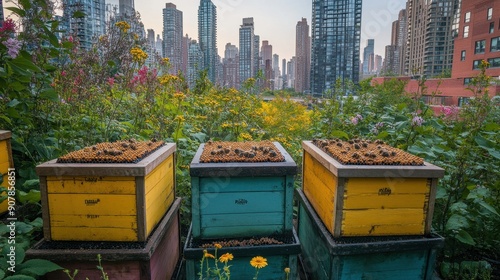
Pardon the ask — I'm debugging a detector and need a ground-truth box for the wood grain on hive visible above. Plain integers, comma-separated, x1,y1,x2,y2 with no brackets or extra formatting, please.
296,189,444,280
190,141,297,239
0,130,14,214
302,140,444,237
36,142,176,242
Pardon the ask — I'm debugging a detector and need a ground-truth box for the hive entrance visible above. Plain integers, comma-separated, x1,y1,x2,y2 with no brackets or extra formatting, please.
200,141,285,163
57,139,165,163
312,139,424,166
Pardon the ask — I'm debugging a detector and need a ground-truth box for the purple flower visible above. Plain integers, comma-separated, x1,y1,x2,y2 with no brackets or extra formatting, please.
412,116,424,126
356,114,363,120
351,116,359,125
2,38,22,58
375,122,384,128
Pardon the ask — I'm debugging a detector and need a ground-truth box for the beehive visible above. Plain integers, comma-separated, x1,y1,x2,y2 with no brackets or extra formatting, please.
190,141,297,239
183,224,301,280
0,130,14,214
296,189,444,280
302,140,444,237
26,198,182,280
36,140,176,242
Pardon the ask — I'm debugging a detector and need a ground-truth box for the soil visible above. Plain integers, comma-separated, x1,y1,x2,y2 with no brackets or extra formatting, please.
312,138,424,166
190,233,295,249
200,140,285,163
56,138,165,163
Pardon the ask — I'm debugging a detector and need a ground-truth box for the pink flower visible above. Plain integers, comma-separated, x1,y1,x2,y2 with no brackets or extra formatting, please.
0,19,16,34
107,77,115,86
412,116,424,126
351,116,359,125
61,71,67,76
2,38,22,58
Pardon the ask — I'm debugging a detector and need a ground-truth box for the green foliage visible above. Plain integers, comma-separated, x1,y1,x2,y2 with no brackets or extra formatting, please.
0,2,498,279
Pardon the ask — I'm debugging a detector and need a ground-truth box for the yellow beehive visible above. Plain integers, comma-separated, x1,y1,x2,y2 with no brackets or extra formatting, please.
36,142,176,242
302,140,444,237
0,131,14,214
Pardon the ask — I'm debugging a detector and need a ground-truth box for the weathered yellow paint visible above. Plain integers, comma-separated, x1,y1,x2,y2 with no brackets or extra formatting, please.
343,193,427,209
46,176,136,194
146,189,175,235
145,154,174,194
48,194,137,216
342,208,425,235
345,178,429,195
144,156,175,235
50,226,139,241
342,223,425,235
50,214,137,228
0,162,9,176
303,152,336,231
0,140,9,165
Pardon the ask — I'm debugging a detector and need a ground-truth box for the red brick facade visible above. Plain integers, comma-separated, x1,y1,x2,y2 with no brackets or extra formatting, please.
452,0,500,80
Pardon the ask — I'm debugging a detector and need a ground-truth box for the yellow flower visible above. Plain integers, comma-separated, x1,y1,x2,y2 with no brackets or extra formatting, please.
239,133,253,141
130,46,148,63
163,57,170,64
219,253,233,263
115,21,130,33
214,243,222,249
174,92,185,99
204,251,215,259
174,115,185,122
284,267,290,274
250,256,267,269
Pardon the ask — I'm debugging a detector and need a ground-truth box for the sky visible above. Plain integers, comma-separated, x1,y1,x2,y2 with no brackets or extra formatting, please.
3,0,407,62
114,0,408,62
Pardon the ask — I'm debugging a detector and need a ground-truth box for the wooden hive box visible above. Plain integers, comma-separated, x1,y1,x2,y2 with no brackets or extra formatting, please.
0,130,14,214
183,224,301,280
26,198,182,280
302,140,444,237
36,143,176,242
189,141,297,239
296,189,444,280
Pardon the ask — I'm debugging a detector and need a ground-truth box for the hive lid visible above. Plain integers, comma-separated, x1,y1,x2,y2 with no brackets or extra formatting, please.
303,140,444,178
190,141,297,177
0,130,11,141
36,142,176,177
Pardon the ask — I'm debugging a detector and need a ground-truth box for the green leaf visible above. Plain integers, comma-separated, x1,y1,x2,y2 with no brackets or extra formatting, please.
376,131,389,139
0,269,5,279
483,122,500,132
191,132,207,143
7,99,20,108
17,189,41,204
446,214,469,231
72,10,86,18
17,259,63,276
5,7,26,17
3,276,37,280
478,201,500,217
39,89,58,101
330,130,349,139
455,229,476,246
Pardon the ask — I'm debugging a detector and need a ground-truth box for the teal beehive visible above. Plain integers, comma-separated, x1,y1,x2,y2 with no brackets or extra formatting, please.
189,141,297,239
296,188,444,280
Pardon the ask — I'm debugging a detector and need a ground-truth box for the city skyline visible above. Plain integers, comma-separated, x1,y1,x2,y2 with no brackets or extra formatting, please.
112,0,407,61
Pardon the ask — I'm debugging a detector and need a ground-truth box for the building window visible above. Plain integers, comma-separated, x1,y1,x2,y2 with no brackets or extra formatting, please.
491,22,495,34
458,97,471,107
465,11,471,23
464,26,470,38
475,40,486,54
473,60,482,69
488,57,500,68
463,78,473,85
492,37,500,52
461,50,466,61
487,8,493,20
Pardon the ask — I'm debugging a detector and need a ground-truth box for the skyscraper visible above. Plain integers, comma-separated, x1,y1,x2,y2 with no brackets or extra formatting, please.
405,0,460,77
163,3,183,74
188,39,204,88
295,18,311,93
0,0,4,27
119,0,134,18
198,0,217,83
62,0,106,50
382,9,407,75
223,43,239,89
363,39,375,74
311,0,362,94
239,18,256,85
